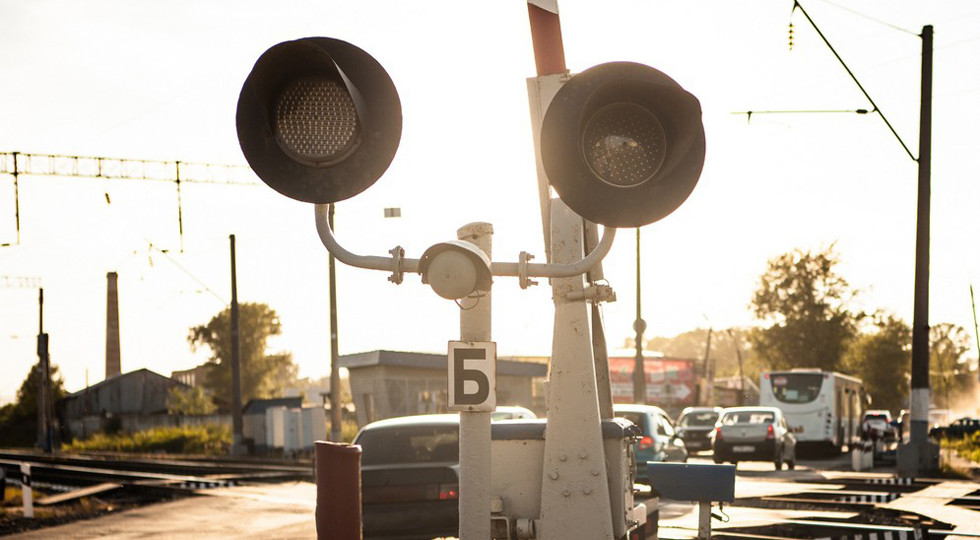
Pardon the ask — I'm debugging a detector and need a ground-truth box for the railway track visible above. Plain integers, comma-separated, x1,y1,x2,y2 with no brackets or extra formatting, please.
713,474,979,540
0,449,312,504
4,450,978,539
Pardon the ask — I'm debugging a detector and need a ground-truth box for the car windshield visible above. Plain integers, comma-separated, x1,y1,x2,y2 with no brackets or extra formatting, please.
358,424,459,465
866,414,888,421
721,411,775,425
769,373,824,404
679,411,718,427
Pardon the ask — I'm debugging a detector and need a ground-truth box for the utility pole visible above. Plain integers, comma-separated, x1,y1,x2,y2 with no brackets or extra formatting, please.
901,25,938,476
781,4,937,475
727,329,745,406
229,234,244,455
701,327,713,407
36,288,51,452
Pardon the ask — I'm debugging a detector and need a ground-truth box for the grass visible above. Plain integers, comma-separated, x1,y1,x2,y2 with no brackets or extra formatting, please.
942,431,980,463
63,424,231,455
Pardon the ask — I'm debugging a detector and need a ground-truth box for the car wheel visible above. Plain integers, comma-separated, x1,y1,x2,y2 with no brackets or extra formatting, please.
787,457,796,470
774,449,783,470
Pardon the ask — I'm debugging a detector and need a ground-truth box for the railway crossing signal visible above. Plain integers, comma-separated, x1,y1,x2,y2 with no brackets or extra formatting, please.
236,37,402,204
237,16,706,538
540,61,705,228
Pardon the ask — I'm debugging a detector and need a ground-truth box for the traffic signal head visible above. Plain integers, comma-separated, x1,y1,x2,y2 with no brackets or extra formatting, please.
237,37,402,204
418,241,493,300
540,62,705,228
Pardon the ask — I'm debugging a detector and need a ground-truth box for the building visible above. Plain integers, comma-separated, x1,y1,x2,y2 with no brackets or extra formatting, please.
341,350,547,426
171,364,210,388
242,396,303,453
59,368,195,439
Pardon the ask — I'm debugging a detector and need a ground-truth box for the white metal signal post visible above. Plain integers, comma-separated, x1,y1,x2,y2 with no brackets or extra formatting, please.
448,224,495,540
235,2,705,537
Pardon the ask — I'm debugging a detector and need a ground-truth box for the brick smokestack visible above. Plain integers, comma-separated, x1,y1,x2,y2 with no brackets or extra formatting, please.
105,271,121,379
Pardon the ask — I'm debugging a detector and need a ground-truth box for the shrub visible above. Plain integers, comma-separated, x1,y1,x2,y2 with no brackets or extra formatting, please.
64,425,231,455
942,431,980,463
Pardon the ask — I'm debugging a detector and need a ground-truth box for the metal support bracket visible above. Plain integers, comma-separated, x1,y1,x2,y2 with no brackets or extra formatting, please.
387,246,405,284
563,284,616,303
519,251,537,289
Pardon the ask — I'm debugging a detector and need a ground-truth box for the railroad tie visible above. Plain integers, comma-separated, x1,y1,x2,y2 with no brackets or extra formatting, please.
868,477,914,485
842,493,900,503
823,530,914,539
179,479,239,490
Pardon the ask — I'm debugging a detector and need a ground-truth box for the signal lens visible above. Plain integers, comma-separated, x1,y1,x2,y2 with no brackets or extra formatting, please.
275,76,361,165
583,103,666,188
766,424,775,440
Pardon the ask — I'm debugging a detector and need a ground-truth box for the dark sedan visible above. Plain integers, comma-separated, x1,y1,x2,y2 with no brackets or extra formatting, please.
354,414,461,539
675,406,722,453
929,417,980,439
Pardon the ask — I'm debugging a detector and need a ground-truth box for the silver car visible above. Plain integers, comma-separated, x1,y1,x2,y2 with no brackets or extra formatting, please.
711,406,796,470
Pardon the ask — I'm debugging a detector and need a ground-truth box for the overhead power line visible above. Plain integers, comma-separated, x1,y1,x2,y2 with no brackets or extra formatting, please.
791,1,917,162
0,151,260,250
732,108,871,122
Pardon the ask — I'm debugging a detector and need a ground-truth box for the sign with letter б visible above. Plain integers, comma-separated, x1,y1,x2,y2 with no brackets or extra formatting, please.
448,341,496,412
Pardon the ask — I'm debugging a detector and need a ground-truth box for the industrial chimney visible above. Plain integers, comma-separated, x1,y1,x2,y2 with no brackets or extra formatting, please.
105,271,121,379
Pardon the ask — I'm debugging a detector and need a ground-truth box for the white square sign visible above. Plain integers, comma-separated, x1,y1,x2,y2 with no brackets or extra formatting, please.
448,341,496,412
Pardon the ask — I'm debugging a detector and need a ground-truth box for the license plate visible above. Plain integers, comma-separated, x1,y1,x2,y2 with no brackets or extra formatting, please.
733,445,754,452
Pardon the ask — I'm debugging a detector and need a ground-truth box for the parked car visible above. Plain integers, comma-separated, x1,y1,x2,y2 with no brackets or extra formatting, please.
711,406,796,470
354,410,544,538
929,417,980,439
613,403,688,484
862,410,895,440
491,405,537,421
675,406,723,453
354,414,461,539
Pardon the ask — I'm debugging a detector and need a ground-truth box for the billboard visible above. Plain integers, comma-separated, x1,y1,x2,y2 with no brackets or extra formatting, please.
608,355,696,408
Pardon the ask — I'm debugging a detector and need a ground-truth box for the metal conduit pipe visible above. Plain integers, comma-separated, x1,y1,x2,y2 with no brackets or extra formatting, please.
314,203,615,280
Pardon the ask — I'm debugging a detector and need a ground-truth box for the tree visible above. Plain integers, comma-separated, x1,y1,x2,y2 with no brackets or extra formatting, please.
842,314,910,413
0,363,68,447
749,246,862,372
166,386,218,415
930,322,972,410
188,302,298,405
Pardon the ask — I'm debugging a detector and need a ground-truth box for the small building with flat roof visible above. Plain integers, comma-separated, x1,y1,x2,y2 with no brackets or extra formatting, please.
341,350,547,426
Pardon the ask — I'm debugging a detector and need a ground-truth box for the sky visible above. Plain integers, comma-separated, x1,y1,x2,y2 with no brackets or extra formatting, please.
1,0,979,402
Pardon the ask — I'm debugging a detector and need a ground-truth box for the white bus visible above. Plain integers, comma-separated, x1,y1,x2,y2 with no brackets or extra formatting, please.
759,369,867,452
